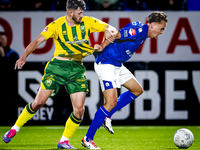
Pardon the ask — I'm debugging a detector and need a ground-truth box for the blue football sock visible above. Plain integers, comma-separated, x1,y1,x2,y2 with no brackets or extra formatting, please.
108,91,137,118
86,106,109,141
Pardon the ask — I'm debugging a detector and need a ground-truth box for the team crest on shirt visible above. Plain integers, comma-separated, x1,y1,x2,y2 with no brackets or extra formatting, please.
80,25,86,33
129,28,136,36
43,27,48,32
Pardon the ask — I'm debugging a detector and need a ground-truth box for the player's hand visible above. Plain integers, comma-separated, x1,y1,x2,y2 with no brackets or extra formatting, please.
15,55,26,70
104,25,118,43
104,29,115,43
94,44,103,52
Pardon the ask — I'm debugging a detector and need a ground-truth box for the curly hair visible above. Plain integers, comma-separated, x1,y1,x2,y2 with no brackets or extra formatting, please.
66,0,86,11
147,11,168,24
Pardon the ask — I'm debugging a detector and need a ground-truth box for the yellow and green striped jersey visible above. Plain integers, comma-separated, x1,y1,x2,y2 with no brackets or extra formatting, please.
41,16,107,58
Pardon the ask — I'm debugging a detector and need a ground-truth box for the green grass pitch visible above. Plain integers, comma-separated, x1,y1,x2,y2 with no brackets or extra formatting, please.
0,126,199,149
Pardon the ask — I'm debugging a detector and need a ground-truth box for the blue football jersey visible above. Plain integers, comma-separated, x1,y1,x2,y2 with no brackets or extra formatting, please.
95,21,148,67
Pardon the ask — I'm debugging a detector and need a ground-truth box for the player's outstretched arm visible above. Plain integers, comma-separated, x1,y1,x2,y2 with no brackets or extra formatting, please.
94,26,121,52
15,35,46,70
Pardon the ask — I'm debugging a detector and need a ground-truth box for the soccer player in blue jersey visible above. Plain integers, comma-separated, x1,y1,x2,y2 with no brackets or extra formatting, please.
81,11,168,149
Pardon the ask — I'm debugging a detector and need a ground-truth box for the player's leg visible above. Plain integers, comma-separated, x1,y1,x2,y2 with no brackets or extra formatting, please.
103,78,143,134
103,88,118,112
103,66,143,134
3,87,53,143
58,60,88,149
11,58,57,134
108,65,143,118
60,92,86,141
82,88,117,149
108,77,143,118
58,91,86,149
15,87,54,127
82,105,110,149
83,63,118,139
101,88,118,134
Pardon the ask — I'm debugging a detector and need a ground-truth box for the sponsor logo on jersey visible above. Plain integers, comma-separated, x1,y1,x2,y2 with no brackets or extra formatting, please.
126,49,133,58
124,30,128,37
43,27,48,32
62,31,67,35
66,38,88,45
129,28,135,36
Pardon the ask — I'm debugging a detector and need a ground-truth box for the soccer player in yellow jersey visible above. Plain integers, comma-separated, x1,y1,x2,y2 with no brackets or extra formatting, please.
3,0,118,149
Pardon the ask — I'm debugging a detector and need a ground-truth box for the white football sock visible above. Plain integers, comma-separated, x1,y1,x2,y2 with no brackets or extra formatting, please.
11,124,20,132
60,135,69,142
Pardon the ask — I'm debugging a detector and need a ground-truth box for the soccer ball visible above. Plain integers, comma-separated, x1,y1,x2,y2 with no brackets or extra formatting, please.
173,128,194,149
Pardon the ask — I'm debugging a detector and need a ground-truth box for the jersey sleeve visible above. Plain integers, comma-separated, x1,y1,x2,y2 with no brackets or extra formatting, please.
88,16,108,33
40,21,56,40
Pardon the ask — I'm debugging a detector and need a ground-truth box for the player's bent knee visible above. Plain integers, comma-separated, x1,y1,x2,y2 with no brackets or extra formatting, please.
104,100,117,111
73,107,85,119
32,100,45,111
132,86,144,97
110,103,117,110
31,102,44,111
138,87,144,96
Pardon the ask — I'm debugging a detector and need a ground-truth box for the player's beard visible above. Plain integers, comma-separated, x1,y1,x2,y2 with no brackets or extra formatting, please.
72,15,82,24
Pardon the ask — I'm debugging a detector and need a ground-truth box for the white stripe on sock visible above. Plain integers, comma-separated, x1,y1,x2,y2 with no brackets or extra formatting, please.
100,107,108,116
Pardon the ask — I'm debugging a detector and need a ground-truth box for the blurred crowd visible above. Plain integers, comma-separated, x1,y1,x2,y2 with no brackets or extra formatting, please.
0,0,199,11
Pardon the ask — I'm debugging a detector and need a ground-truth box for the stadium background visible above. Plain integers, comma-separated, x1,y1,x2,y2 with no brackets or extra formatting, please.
0,10,200,126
